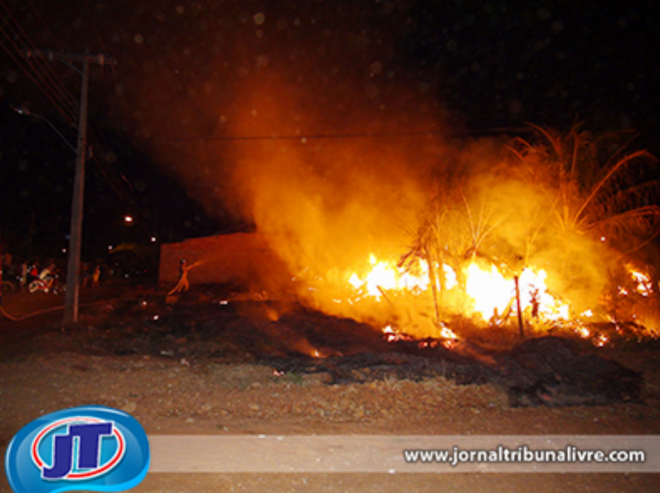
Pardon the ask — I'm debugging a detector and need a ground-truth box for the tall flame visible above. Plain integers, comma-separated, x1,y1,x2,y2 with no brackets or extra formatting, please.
346,254,571,327
348,255,429,300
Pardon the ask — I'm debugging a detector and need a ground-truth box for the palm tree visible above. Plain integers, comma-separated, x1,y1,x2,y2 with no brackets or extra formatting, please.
508,123,660,251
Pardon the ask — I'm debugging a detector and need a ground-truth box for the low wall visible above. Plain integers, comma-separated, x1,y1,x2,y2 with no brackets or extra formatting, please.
159,233,288,286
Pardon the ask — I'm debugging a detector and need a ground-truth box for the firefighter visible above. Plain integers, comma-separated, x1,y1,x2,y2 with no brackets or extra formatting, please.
168,259,200,295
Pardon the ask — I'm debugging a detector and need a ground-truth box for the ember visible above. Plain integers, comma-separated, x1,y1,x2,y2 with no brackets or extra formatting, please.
628,266,654,297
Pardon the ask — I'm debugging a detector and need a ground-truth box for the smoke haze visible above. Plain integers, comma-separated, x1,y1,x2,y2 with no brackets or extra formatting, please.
123,2,624,333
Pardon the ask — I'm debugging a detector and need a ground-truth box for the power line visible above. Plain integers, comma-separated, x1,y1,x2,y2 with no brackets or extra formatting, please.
149,126,532,143
0,28,76,124
0,1,78,123
81,0,107,54
0,2,135,210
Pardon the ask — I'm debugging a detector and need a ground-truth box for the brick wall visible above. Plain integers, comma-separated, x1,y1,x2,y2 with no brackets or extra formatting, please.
159,233,288,287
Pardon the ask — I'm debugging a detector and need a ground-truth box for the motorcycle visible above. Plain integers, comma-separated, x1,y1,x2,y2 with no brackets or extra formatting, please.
28,274,64,294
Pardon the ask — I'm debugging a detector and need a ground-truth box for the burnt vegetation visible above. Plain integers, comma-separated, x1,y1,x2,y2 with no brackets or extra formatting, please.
40,280,647,409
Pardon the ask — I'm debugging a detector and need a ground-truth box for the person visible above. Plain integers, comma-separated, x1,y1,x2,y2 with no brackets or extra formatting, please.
168,259,200,295
28,262,40,284
38,262,58,290
20,261,28,289
92,264,102,287
81,262,90,288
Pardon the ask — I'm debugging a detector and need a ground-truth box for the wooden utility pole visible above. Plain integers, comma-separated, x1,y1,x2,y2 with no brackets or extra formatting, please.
25,50,117,324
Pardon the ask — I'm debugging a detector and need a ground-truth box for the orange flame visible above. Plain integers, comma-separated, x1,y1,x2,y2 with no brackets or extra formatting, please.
348,254,429,300
348,253,570,325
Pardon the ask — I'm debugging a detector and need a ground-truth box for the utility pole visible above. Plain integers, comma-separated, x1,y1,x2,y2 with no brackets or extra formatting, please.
25,50,117,324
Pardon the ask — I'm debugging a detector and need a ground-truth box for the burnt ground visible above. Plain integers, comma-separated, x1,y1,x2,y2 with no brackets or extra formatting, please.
1,283,660,492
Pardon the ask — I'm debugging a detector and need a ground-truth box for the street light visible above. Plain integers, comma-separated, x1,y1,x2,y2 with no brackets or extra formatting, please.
13,108,77,153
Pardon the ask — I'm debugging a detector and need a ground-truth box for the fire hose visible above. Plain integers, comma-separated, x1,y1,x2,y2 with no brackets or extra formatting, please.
0,300,117,322
0,304,66,321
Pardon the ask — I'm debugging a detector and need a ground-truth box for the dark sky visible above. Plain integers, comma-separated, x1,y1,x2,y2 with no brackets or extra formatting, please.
1,0,659,259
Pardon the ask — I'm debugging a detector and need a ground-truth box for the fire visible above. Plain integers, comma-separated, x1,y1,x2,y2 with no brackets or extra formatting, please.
465,263,514,321
348,254,429,300
382,324,458,346
338,251,658,347
464,264,570,323
443,264,458,290
382,325,413,342
348,253,571,325
576,326,591,339
629,268,653,297
595,334,609,347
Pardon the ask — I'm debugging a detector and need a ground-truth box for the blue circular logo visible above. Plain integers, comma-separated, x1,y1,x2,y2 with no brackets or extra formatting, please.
5,405,150,493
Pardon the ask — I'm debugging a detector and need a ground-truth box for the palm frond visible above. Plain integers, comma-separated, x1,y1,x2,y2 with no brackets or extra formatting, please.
573,149,655,226
591,205,660,236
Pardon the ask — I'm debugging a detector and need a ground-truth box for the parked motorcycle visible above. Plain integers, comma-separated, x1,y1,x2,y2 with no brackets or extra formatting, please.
28,274,64,294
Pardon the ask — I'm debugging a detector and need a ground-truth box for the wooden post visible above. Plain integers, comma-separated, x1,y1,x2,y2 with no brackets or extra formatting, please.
514,275,524,338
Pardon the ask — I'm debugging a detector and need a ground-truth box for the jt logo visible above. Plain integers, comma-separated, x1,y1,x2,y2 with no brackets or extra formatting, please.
41,422,115,479
31,417,126,481
6,405,149,493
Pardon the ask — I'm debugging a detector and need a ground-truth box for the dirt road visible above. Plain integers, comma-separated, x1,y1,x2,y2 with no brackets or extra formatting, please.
1,285,659,492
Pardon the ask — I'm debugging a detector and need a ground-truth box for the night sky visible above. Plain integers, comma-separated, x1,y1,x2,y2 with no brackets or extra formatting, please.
1,0,659,261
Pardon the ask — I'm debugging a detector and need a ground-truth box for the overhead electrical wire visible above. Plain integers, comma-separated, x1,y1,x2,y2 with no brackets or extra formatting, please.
0,0,78,123
81,0,108,54
2,2,532,205
0,31,76,125
0,0,135,210
149,126,533,143
79,0,136,207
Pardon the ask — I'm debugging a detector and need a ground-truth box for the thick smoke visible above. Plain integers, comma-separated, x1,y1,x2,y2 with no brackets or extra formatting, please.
124,3,622,332
227,72,437,272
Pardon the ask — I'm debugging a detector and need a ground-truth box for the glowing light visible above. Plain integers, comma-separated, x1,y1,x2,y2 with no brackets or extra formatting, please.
465,263,514,321
348,254,570,326
630,269,653,297
595,334,609,347
348,255,429,300
382,325,413,342
576,326,590,338
443,264,458,290
463,263,570,322
437,323,459,341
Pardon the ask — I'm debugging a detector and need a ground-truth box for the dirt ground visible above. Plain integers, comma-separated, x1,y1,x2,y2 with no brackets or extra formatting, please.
1,284,659,492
